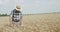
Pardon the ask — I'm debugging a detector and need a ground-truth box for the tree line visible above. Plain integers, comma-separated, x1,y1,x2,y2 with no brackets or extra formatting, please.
0,13,9,16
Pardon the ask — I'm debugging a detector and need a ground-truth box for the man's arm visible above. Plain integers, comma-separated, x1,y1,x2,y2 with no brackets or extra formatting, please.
9,11,13,21
19,12,23,26
20,13,22,19
9,11,13,26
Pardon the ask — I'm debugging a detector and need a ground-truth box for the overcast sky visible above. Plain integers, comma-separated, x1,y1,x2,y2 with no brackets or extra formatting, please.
0,0,60,14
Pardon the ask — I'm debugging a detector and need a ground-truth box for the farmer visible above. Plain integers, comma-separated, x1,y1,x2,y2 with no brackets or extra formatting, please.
9,5,22,28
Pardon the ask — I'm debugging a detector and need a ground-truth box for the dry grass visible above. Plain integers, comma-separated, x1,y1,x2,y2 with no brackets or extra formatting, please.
0,13,60,32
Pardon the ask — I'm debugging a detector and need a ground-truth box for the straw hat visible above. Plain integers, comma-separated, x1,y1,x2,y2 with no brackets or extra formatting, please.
16,5,21,9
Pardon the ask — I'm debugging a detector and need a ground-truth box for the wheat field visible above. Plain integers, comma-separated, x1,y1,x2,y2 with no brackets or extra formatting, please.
0,13,60,32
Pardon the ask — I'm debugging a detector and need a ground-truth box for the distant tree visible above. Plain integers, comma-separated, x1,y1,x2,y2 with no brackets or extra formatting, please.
0,13,8,16
0,14,1,15
2,14,5,16
4,13,7,16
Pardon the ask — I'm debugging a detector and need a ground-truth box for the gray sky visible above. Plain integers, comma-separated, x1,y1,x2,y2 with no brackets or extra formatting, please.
0,0,60,14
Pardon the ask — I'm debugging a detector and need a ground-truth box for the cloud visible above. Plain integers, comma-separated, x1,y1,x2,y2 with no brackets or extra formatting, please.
0,1,2,5
0,0,9,5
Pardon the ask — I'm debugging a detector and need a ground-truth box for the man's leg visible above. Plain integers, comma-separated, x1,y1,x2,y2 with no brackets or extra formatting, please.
13,21,22,28
17,22,20,28
15,22,22,28
19,20,23,27
10,21,15,28
13,22,19,28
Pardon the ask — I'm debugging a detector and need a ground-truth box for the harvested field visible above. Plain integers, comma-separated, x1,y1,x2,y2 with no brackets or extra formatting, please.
0,13,60,32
